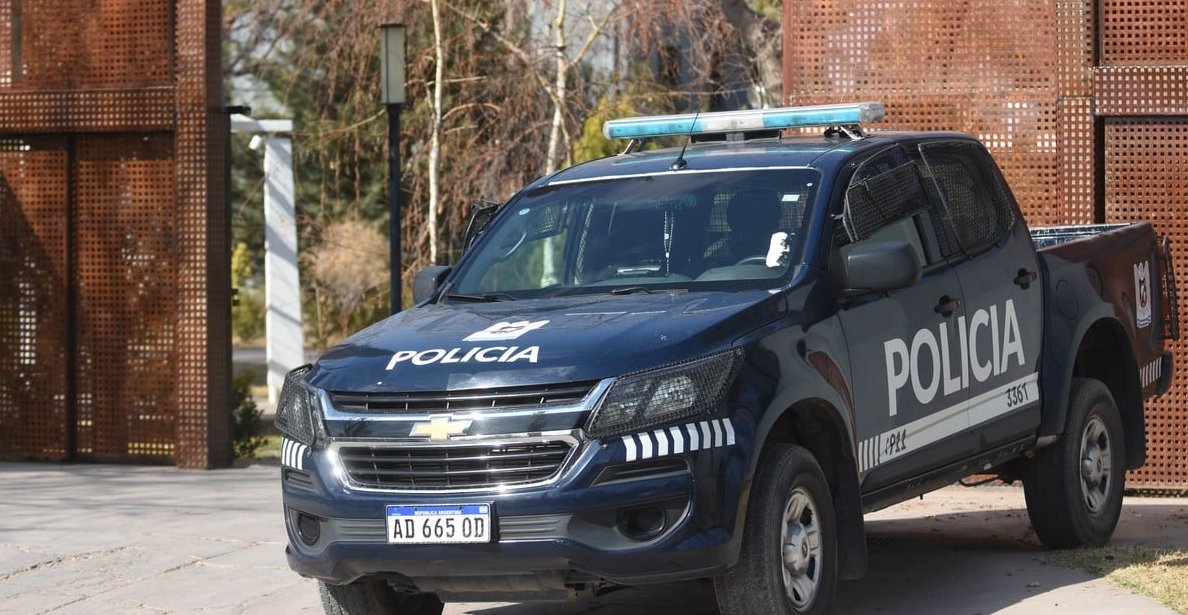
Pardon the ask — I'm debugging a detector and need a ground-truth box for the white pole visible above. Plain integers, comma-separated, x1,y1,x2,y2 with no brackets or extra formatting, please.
262,135,304,404
231,115,303,405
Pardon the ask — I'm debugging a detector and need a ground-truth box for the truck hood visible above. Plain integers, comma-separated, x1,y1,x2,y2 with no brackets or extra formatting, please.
307,291,783,393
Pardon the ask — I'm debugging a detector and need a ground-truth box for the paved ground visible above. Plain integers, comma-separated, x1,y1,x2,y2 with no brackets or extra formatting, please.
1,461,1184,615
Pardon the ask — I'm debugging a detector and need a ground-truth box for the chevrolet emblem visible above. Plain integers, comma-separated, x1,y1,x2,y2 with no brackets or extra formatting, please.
410,416,473,441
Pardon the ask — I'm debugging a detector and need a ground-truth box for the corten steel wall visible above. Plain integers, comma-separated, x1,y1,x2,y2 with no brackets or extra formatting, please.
0,0,231,468
784,1,1188,487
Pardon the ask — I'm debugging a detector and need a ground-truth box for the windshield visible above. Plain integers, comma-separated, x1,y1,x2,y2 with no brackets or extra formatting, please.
447,169,820,300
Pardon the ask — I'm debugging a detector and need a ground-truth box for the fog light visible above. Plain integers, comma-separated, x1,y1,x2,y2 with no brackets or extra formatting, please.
296,513,322,546
616,504,667,541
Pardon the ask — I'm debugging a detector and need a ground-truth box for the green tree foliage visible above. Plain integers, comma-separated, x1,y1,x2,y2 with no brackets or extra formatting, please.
574,97,636,164
230,242,266,344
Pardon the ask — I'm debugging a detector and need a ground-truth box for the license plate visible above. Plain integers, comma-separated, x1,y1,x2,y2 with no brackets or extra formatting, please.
385,504,493,544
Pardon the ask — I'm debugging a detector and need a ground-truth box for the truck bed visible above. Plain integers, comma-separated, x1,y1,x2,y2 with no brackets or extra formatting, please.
1031,220,1178,380
1030,223,1136,249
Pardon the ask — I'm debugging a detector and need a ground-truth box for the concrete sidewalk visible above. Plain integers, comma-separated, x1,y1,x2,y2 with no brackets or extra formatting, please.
0,462,1183,615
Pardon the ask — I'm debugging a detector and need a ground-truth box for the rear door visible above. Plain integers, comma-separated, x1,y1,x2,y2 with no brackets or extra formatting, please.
917,140,1043,443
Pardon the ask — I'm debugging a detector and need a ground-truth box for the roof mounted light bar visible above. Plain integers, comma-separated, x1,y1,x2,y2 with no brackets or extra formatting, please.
602,102,885,140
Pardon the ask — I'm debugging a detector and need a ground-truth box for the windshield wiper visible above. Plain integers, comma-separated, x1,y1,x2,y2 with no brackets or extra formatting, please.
609,286,688,295
609,286,653,295
445,292,516,303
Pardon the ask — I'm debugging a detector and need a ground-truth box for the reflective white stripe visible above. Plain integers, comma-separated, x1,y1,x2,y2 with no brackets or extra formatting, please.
858,372,1039,473
669,426,685,454
858,436,879,474
967,376,1038,426
1141,357,1162,388
619,419,736,462
656,429,670,457
282,438,308,470
622,435,639,462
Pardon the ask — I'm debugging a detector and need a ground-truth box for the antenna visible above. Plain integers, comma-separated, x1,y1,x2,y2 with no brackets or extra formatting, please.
670,106,701,171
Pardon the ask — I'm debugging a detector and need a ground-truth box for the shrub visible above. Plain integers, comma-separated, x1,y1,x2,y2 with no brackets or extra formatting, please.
231,369,267,459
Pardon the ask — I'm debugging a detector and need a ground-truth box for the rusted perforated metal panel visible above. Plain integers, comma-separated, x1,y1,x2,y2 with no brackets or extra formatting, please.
786,0,1188,486
0,0,230,467
173,0,232,469
1104,120,1188,487
1056,0,1094,98
13,0,172,89
73,134,177,462
784,1,1062,227
1058,98,1095,225
0,90,175,133
1096,66,1188,116
1100,0,1188,66
0,137,70,460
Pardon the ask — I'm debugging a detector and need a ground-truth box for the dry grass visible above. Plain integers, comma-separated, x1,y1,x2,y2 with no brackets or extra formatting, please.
1044,546,1188,613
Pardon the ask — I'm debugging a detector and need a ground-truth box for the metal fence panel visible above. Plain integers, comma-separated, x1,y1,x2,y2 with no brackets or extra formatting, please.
786,0,1188,487
1104,119,1188,487
0,0,229,467
0,137,70,459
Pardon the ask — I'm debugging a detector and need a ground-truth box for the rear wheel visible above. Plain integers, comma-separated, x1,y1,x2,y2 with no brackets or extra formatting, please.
1023,377,1126,548
319,580,444,615
715,444,837,615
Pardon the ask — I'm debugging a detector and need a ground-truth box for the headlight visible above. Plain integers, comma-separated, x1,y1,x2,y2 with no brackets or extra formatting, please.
274,364,325,447
585,348,744,439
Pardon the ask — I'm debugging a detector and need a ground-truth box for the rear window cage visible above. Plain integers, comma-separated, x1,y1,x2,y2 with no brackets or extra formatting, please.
917,141,1016,257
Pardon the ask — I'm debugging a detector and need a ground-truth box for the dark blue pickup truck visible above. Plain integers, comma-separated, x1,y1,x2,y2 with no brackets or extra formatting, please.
275,103,1178,615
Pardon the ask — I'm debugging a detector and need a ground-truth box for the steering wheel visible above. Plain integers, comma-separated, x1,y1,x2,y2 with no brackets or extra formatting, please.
734,255,769,266
498,229,527,259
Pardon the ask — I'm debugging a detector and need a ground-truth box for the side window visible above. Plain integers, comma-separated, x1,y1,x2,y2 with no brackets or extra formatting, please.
838,146,928,265
918,140,1016,257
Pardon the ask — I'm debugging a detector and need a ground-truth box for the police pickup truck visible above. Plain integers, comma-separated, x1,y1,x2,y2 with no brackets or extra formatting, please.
276,102,1178,615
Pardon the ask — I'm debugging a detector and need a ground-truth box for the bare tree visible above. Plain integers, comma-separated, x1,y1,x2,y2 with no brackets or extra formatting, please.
717,0,782,105
441,0,633,175
428,0,444,264
225,0,783,340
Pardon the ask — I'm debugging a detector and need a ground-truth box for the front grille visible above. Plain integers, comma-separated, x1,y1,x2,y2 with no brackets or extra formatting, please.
338,441,574,490
327,381,597,414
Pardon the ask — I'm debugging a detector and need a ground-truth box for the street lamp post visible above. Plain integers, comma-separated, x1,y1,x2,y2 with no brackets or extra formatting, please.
381,23,407,314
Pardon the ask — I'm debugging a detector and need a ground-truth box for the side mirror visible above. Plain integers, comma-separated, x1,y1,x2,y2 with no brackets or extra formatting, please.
837,241,921,298
412,265,452,304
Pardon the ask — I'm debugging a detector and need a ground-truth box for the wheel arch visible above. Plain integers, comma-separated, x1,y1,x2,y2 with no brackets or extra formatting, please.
1042,314,1145,469
753,398,867,580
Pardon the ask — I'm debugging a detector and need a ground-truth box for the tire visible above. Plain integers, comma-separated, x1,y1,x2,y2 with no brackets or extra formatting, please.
319,580,444,615
1023,377,1126,549
715,444,838,615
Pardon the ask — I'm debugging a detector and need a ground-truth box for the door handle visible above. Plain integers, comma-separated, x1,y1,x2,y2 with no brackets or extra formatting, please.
934,295,962,317
1014,268,1037,289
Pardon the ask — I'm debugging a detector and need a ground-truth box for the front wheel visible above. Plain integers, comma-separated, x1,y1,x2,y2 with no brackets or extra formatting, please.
319,580,444,615
715,444,838,615
1023,377,1126,549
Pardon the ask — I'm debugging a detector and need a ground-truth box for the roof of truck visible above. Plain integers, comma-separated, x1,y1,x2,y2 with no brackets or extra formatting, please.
545,129,977,186
542,103,978,186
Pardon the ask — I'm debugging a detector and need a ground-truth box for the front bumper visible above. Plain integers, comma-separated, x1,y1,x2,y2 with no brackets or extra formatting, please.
279,415,748,599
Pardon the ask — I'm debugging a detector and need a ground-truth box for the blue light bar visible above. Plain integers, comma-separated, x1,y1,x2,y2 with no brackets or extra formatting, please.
602,102,885,140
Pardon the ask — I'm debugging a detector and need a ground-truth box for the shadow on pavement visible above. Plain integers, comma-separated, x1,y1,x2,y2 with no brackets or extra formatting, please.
452,494,1186,615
